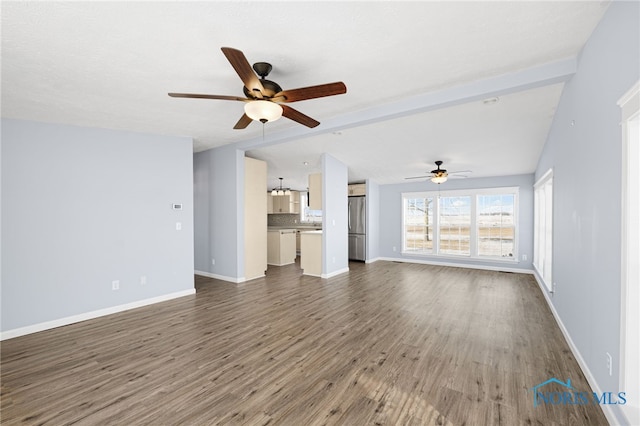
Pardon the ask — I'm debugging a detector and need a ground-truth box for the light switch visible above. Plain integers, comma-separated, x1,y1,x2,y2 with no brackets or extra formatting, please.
176,222,182,231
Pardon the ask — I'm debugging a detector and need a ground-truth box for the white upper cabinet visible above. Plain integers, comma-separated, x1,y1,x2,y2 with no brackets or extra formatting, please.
308,173,322,210
348,183,366,196
267,191,300,214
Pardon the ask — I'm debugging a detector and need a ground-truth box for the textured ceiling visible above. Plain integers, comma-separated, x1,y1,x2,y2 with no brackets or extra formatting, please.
1,1,609,189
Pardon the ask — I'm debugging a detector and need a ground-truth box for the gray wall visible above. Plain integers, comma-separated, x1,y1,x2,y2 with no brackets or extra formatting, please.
193,151,210,272
1,119,194,332
378,174,534,271
322,153,349,276
366,179,380,261
193,145,245,281
534,2,639,422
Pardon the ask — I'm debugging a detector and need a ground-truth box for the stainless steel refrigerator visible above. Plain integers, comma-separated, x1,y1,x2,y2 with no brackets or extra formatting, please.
348,196,366,261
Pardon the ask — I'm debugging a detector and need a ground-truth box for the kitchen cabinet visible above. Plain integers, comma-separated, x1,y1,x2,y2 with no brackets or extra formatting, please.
295,226,322,253
291,191,300,213
268,191,300,214
267,229,296,266
272,195,289,213
300,230,322,277
348,183,366,196
308,173,322,210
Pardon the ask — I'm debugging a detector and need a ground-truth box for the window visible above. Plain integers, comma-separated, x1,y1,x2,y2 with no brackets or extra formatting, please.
439,196,470,256
534,170,553,291
299,191,322,223
402,187,518,260
403,196,434,253
477,194,515,258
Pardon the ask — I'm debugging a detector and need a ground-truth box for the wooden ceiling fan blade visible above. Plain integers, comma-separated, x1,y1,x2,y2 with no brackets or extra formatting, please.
274,82,347,103
405,175,432,180
281,105,320,128
233,113,253,129
168,93,248,101
221,47,265,96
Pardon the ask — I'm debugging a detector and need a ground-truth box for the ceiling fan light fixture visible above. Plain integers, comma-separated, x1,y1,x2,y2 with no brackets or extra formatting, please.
244,100,283,123
431,175,448,184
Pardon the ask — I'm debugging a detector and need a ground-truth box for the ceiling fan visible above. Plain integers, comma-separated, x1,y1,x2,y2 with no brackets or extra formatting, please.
168,47,347,129
405,161,471,184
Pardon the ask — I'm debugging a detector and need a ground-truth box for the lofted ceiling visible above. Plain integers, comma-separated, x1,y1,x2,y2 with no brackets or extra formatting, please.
1,1,609,191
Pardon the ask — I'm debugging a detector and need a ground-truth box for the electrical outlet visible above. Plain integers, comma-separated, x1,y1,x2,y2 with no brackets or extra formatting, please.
392,246,397,252
332,256,336,264
522,254,528,261
211,258,216,265
112,280,120,290
140,276,147,285
606,352,613,376
176,222,182,231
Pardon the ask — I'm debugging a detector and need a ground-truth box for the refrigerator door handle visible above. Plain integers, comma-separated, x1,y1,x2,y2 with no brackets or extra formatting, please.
348,201,351,230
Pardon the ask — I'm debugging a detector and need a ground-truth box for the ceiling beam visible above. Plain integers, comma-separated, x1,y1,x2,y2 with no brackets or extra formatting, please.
236,56,577,151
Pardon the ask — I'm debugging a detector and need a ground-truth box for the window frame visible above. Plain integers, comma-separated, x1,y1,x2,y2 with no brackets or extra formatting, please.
476,192,517,259
401,187,519,262
403,196,435,254
438,194,472,256
299,191,323,223
533,169,553,291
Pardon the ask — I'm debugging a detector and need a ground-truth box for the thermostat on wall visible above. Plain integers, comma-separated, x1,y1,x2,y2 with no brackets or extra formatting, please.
172,203,183,210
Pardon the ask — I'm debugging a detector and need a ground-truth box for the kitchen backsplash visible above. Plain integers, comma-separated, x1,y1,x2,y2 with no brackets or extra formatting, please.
268,214,321,227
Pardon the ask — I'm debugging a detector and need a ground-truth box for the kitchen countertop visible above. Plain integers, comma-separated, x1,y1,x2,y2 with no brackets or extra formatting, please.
299,230,323,234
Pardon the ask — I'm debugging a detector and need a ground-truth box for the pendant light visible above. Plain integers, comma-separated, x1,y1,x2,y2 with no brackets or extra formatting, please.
271,178,290,196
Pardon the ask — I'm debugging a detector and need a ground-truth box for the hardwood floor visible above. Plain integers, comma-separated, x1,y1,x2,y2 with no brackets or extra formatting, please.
1,261,608,425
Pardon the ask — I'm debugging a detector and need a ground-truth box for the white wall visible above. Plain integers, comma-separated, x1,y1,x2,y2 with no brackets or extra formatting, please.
1,119,194,335
534,2,639,424
322,153,349,277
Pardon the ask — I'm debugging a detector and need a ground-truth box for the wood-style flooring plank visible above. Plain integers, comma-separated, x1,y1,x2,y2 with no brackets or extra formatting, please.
1,261,608,425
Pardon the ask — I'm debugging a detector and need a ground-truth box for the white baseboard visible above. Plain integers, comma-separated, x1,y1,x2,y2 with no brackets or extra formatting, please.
378,256,534,275
243,274,265,282
0,289,196,341
267,261,295,267
195,270,245,283
532,272,619,426
302,272,322,278
365,257,381,264
321,267,349,279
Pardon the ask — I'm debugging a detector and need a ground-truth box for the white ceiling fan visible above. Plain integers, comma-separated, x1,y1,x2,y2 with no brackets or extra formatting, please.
405,161,471,184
